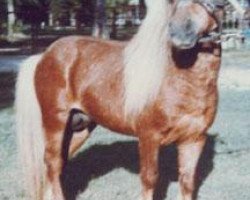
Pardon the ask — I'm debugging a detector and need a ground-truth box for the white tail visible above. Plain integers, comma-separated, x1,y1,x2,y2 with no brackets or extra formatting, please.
15,54,45,200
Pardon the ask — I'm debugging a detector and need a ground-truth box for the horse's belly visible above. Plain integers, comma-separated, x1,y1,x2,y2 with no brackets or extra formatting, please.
80,86,135,135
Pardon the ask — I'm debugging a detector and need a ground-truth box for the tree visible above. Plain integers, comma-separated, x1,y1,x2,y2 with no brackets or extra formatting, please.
15,0,49,25
92,0,129,38
73,0,95,29
49,0,70,26
106,0,129,7
0,0,7,35
7,0,15,40
92,0,109,38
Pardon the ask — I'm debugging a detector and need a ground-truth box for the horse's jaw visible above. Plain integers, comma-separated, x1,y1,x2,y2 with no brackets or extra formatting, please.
170,37,198,50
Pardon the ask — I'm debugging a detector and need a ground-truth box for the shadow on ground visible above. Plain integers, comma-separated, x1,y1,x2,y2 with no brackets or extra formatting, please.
62,135,216,200
0,72,16,108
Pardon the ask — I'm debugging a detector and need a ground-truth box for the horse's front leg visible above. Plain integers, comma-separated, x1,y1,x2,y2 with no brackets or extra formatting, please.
139,136,161,200
176,135,207,200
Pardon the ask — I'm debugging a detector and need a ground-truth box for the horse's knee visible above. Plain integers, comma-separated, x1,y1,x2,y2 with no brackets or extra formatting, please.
44,134,64,174
44,144,65,200
139,138,160,191
179,169,195,194
141,167,159,189
44,148,63,178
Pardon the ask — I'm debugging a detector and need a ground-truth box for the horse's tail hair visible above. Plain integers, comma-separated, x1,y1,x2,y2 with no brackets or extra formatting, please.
15,54,45,200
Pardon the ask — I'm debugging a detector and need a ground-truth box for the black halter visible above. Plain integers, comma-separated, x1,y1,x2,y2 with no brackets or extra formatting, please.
198,31,221,44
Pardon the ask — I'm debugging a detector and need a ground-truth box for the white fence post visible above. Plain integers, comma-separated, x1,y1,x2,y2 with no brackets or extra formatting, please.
7,0,15,41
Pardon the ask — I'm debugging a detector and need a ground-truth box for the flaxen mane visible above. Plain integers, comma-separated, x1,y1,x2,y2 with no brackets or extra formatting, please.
124,0,171,116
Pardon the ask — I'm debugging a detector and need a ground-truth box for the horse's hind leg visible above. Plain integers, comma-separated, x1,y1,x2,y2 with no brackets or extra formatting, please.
42,111,79,200
139,136,161,200
44,108,95,200
176,135,207,200
44,127,65,200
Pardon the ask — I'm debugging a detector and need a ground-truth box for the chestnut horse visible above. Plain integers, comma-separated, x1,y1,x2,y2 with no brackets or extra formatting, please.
16,0,221,199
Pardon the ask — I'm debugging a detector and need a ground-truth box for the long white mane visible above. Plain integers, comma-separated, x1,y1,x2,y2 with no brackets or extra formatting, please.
124,0,170,116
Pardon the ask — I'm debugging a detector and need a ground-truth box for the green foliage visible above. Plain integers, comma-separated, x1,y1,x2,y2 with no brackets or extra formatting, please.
2,0,136,28
0,1,7,33
15,0,49,24
49,0,71,25
15,0,50,7
0,0,7,22
73,0,95,26
106,0,130,7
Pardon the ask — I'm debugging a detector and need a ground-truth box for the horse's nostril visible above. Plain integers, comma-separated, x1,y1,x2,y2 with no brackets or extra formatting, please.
186,29,196,38
185,20,194,32
169,22,173,28
170,31,176,38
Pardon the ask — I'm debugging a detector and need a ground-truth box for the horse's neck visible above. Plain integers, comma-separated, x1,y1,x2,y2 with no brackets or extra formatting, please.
192,45,221,74
169,44,221,88
171,44,221,70
122,0,173,116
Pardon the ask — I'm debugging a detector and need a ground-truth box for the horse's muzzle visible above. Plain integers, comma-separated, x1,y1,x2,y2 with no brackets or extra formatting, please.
170,36,198,50
169,22,199,50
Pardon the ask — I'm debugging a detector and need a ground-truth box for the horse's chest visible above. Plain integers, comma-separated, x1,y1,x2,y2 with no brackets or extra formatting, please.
165,76,213,109
161,75,217,137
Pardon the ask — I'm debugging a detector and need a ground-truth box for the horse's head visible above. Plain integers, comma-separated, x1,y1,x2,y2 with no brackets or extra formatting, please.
169,0,220,50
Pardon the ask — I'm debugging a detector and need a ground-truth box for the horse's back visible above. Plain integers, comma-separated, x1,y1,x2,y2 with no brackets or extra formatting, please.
40,35,124,73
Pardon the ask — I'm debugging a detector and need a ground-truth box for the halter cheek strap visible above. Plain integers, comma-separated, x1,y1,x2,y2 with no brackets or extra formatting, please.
198,31,222,44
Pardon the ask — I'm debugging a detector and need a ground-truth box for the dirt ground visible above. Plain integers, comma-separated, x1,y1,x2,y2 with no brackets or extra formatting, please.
0,50,250,200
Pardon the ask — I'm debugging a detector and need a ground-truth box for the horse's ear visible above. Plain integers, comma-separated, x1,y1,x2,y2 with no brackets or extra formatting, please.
200,0,216,14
